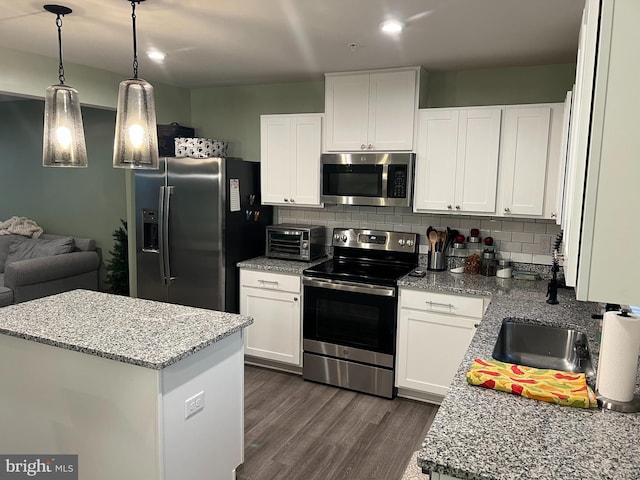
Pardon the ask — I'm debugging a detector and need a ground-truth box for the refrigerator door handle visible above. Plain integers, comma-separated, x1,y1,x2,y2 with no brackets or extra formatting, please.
164,186,175,285
158,186,168,284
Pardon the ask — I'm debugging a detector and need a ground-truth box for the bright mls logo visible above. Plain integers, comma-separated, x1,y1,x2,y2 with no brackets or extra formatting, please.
0,455,77,480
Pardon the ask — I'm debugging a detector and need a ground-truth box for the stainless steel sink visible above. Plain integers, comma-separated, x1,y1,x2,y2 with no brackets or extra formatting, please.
492,318,594,377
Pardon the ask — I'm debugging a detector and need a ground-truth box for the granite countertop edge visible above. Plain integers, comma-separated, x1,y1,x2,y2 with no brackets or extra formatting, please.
0,320,252,370
0,290,254,370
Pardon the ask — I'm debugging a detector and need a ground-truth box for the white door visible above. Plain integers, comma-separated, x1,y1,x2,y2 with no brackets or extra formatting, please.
290,115,322,206
455,108,502,213
260,116,292,205
367,70,417,151
396,308,477,396
500,106,551,216
241,287,301,366
324,74,370,151
414,109,459,212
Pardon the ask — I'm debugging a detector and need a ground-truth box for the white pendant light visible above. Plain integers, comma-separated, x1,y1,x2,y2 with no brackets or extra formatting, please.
42,5,88,168
113,0,159,170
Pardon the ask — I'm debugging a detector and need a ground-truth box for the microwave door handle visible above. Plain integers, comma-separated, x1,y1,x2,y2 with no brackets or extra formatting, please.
381,165,389,199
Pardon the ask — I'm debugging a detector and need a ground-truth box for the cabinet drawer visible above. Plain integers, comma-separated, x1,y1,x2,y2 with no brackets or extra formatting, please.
399,288,485,319
240,269,300,293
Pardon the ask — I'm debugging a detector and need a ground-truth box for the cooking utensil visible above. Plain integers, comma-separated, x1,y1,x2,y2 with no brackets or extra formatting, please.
429,230,438,252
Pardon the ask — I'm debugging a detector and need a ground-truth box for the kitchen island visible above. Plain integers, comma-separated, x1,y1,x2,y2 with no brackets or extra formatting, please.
399,272,640,480
0,290,252,480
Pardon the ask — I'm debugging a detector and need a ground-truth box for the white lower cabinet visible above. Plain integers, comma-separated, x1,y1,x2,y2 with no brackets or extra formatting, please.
239,269,301,366
396,288,486,399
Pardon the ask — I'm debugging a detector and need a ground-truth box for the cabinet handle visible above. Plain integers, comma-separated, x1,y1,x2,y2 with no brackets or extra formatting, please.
361,144,367,150
455,205,460,210
474,323,480,328
293,297,298,301
447,205,452,209
504,207,510,212
290,198,295,203
284,198,289,202
258,280,279,287
367,144,373,150
551,212,557,218
425,301,454,310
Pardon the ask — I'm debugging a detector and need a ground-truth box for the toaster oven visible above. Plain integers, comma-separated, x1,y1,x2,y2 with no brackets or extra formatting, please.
266,224,326,261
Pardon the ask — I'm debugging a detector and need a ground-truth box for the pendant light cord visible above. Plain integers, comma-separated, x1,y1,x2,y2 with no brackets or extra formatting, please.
131,1,139,79
56,14,65,85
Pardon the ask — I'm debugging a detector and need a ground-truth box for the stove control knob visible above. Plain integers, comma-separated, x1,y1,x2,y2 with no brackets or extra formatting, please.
341,235,348,242
334,233,341,241
406,239,414,247
398,239,406,246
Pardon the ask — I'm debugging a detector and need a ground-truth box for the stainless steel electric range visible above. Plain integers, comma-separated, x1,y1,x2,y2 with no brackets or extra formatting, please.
302,228,419,399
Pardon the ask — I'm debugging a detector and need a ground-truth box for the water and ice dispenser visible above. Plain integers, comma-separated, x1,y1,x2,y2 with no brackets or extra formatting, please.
142,209,159,252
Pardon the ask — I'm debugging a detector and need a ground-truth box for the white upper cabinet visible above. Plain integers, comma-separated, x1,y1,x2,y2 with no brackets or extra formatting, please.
563,0,600,288
260,114,322,207
498,103,565,220
324,68,419,152
414,107,501,214
574,0,640,305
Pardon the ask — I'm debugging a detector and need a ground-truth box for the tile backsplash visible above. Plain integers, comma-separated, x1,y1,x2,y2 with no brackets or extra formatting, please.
275,205,562,266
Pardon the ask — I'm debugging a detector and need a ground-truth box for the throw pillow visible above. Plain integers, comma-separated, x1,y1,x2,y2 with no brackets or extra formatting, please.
5,237,75,266
0,235,29,273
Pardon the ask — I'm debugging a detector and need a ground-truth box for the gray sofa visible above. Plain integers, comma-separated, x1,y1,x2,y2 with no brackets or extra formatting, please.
0,234,100,307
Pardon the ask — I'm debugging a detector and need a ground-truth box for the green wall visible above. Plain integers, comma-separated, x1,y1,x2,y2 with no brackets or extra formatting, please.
189,64,575,163
0,60,575,294
0,46,191,293
191,80,325,161
426,63,576,107
0,100,124,289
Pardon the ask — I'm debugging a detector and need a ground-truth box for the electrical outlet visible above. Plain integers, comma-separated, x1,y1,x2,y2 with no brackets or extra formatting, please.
184,391,205,419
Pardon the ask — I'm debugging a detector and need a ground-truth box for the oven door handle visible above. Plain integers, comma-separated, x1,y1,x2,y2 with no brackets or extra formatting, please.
302,277,396,298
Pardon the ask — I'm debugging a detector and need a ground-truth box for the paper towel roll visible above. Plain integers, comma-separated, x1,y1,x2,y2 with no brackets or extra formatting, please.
596,310,640,402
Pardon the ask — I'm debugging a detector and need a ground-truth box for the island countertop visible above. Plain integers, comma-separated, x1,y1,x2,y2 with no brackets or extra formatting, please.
0,289,253,369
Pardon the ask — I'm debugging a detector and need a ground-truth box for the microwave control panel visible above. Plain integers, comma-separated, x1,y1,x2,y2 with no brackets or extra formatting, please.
387,165,407,198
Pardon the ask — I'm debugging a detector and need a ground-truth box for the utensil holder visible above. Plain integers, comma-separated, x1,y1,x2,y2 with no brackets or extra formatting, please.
428,251,447,271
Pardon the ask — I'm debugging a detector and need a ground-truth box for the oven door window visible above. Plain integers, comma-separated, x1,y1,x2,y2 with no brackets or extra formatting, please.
303,286,396,355
322,164,383,197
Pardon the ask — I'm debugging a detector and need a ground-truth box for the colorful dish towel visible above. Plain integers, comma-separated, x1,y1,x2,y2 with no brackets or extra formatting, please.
466,358,598,408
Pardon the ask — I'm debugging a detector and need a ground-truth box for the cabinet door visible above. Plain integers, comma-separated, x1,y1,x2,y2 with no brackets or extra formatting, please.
260,116,292,205
396,307,477,396
414,109,459,212
324,74,370,151
240,286,301,366
554,92,573,226
368,70,417,151
290,115,322,206
564,0,600,287
500,106,551,216
455,108,501,213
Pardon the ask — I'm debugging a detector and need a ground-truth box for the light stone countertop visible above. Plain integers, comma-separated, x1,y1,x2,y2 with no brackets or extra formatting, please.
236,257,640,479
237,255,329,274
403,271,640,480
0,290,253,370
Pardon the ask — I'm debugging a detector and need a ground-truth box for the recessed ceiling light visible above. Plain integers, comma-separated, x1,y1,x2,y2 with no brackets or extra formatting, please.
146,50,166,61
380,19,404,35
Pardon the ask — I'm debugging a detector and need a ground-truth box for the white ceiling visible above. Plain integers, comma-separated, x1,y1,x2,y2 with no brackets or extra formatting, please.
0,0,584,89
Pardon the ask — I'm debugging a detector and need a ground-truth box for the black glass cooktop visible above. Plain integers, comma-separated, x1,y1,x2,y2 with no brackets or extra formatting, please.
303,257,415,286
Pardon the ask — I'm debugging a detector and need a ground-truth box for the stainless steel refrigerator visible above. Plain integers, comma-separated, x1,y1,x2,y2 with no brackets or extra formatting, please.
134,156,271,312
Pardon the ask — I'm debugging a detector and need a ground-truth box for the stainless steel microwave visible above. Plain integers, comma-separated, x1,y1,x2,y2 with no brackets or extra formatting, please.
320,153,414,207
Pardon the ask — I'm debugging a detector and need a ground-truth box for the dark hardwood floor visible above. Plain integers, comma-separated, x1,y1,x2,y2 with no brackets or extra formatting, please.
237,365,438,480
